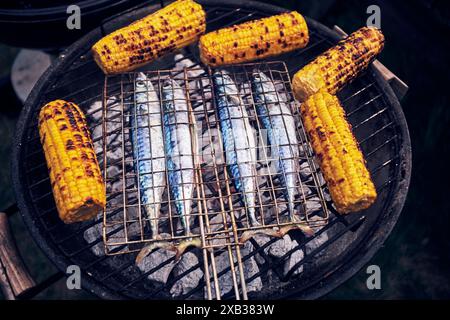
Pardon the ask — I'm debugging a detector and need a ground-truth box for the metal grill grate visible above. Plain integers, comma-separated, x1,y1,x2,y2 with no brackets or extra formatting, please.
14,0,410,301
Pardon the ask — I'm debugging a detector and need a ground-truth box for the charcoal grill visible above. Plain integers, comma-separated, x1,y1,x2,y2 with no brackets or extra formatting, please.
9,0,411,300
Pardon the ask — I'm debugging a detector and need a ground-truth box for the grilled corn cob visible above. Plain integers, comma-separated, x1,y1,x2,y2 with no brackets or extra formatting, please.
293,27,384,102
199,11,309,66
301,91,377,214
92,0,206,74
39,100,106,223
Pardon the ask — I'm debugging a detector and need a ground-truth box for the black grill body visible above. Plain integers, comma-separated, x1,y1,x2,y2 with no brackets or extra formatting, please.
12,0,411,299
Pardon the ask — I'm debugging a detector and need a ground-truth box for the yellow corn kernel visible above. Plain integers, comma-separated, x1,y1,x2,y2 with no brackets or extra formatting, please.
92,0,206,74
301,91,377,214
39,100,106,223
199,11,309,66
293,27,384,102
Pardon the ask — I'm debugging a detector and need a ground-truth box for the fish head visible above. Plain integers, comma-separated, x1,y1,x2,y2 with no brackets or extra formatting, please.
135,72,149,90
251,71,276,95
162,79,188,113
212,71,239,95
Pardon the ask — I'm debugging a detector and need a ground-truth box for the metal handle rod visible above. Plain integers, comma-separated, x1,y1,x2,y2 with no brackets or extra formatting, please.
333,25,409,100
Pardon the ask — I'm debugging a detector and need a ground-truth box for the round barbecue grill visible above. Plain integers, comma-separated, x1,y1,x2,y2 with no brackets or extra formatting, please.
12,0,411,299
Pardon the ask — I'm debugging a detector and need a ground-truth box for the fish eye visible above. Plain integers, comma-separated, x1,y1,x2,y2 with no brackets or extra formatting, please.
137,81,145,86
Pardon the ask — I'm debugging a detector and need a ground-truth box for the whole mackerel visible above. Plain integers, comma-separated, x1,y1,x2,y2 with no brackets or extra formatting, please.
251,71,299,220
131,72,166,238
212,71,259,227
162,79,197,235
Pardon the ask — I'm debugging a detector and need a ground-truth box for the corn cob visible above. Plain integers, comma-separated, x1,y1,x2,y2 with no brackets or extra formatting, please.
199,11,309,66
39,100,106,223
301,91,377,214
92,0,206,74
293,27,384,102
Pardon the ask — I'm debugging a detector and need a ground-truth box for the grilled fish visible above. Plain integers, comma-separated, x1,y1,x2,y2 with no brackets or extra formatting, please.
131,72,166,238
212,71,259,227
162,79,197,235
251,72,299,221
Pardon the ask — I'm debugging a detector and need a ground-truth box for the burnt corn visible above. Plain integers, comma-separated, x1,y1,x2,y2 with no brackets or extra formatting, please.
92,0,206,74
199,11,309,66
301,91,377,214
293,27,384,102
39,100,106,223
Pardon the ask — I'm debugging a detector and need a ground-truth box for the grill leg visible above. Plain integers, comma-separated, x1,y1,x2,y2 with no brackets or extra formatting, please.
0,211,36,300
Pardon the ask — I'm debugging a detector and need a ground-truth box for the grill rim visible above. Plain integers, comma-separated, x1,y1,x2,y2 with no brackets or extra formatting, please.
11,0,412,300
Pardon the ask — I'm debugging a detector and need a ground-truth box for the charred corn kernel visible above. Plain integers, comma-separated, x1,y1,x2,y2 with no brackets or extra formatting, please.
39,100,106,223
301,91,377,214
199,11,309,66
293,27,384,102
92,0,206,74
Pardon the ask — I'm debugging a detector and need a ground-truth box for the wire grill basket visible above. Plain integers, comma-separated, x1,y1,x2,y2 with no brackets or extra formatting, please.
102,61,329,255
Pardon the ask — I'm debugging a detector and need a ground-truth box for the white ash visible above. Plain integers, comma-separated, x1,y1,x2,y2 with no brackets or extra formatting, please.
83,207,142,257
82,213,104,256
305,197,322,215
252,234,304,276
299,161,312,179
107,166,120,181
206,212,233,247
83,217,140,255
273,80,291,105
298,184,312,198
105,220,141,253
136,242,177,284
84,97,130,258
241,241,263,293
284,242,304,276
205,251,233,298
305,215,329,256
207,242,262,298
87,97,126,163
174,54,208,94
170,251,203,297
86,100,103,122
174,54,204,78
269,236,304,277
250,234,271,265
268,234,294,258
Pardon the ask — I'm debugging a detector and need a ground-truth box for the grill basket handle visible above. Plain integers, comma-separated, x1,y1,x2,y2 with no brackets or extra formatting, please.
0,211,36,300
333,25,409,100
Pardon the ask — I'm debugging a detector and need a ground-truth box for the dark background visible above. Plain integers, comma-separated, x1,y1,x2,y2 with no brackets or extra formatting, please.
0,0,449,299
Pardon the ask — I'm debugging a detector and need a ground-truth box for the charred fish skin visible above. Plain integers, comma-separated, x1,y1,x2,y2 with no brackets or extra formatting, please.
251,71,299,220
212,71,259,227
162,79,196,235
131,72,166,238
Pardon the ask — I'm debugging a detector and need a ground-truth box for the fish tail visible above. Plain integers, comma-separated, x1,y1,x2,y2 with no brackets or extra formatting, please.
176,197,192,236
144,204,159,238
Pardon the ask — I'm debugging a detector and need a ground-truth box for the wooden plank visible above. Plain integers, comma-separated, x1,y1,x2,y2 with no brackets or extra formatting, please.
0,211,36,299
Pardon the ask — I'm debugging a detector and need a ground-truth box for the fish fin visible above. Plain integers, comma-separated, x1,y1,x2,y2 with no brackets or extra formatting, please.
173,237,202,261
278,222,315,238
135,240,178,265
239,228,282,244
